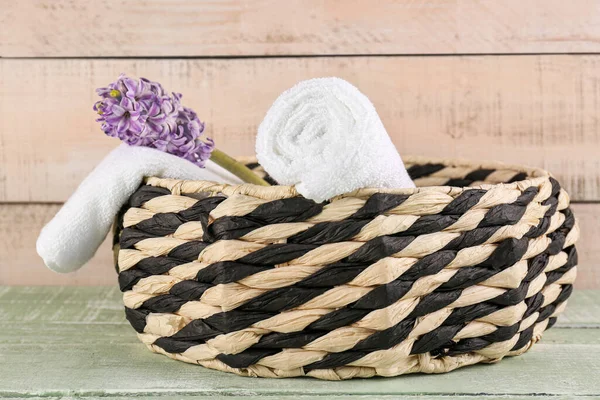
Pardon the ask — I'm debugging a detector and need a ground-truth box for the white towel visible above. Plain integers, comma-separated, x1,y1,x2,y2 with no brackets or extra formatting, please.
37,144,242,273
256,77,415,203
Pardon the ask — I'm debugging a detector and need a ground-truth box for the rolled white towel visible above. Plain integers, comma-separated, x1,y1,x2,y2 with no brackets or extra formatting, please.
256,77,415,202
37,144,242,273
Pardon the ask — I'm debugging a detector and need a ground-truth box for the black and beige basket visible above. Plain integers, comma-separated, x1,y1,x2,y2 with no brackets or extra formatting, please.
114,156,579,380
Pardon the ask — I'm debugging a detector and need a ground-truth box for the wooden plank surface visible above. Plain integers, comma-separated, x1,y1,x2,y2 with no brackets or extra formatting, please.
1,202,597,287
2,56,600,202
0,204,115,286
3,0,600,57
4,397,600,400
573,204,600,290
0,287,599,398
8,398,600,400
12,398,600,400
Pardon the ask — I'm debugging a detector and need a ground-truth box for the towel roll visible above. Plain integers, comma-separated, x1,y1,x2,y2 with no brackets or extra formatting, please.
37,144,242,273
256,77,415,203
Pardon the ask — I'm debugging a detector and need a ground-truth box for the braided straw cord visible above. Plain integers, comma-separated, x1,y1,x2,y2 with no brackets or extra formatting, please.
114,156,579,380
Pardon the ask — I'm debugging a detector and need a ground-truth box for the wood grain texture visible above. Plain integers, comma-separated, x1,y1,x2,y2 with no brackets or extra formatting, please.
1,203,597,287
0,287,599,397
3,395,592,400
572,203,600,290
0,204,115,286
1,56,600,202
4,395,600,400
3,0,600,57
8,398,599,400
1,343,598,396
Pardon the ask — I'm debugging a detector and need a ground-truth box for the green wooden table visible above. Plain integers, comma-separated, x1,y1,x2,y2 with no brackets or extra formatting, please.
1,287,599,399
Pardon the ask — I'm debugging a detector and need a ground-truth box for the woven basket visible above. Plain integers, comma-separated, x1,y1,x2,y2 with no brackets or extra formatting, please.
114,156,579,380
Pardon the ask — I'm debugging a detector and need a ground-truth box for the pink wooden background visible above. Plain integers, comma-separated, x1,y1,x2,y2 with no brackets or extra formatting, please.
0,0,598,287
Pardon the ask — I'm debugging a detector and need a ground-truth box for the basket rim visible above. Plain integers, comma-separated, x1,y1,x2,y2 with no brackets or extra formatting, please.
143,156,552,201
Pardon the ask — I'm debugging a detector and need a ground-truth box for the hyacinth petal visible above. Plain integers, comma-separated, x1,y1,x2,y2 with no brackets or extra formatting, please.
138,92,154,103
104,113,122,125
174,137,192,148
152,140,167,152
136,79,145,93
123,78,138,97
96,87,111,96
116,117,130,133
120,97,134,109
129,119,144,134
112,104,126,117
147,102,165,119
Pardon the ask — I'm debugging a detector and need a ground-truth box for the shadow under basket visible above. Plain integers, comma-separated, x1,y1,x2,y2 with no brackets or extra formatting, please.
114,156,579,380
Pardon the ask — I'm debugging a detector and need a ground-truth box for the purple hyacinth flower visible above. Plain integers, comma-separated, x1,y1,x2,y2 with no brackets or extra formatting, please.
93,74,214,167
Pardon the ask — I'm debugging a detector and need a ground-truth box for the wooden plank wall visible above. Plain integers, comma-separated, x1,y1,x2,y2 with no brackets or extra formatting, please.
0,0,598,287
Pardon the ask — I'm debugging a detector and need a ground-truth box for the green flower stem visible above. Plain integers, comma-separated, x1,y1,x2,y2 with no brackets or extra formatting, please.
210,149,270,186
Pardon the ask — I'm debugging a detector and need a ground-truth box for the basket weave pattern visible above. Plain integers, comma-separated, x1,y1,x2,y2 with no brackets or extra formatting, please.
115,157,579,380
